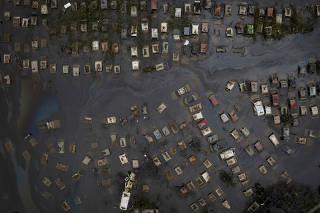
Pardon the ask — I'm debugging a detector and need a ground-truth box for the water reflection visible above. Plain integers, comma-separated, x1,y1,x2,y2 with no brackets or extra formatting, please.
18,77,58,137
27,95,58,137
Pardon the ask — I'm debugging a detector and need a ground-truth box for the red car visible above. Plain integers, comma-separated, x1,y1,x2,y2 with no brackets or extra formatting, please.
289,98,296,110
254,141,264,152
151,0,157,10
197,119,208,129
209,94,219,107
267,7,274,17
272,94,279,107
200,43,208,53
229,110,239,122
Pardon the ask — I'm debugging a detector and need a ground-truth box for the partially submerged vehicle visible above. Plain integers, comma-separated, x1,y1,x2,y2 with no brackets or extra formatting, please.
104,116,117,124
189,103,203,113
156,102,167,113
225,80,236,91
183,93,198,105
253,100,265,116
38,120,61,131
119,191,131,210
219,148,236,160
176,84,191,96
269,133,279,146
208,93,219,107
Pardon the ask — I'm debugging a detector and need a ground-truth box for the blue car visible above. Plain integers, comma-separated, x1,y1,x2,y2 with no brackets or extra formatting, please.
207,134,219,144
183,93,198,105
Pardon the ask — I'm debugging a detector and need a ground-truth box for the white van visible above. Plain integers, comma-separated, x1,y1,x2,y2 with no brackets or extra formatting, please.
192,111,204,121
269,133,279,146
120,191,131,210
219,149,235,160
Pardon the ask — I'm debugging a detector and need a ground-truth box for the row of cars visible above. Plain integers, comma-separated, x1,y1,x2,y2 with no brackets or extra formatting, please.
36,120,82,211
30,131,85,211
228,72,320,126
120,172,136,210
175,84,235,211
223,72,319,212
218,79,299,207
236,70,320,149
101,89,214,211
35,118,121,211
143,119,182,144
33,118,80,210
2,53,168,75
216,148,256,207
103,102,166,127
214,2,320,40
176,84,222,149
14,0,318,21
217,114,293,208
199,83,258,200
116,86,228,211
219,148,258,199
189,184,231,212
18,119,83,212
237,71,315,163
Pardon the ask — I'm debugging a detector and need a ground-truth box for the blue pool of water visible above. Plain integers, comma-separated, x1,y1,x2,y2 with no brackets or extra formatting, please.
27,94,58,137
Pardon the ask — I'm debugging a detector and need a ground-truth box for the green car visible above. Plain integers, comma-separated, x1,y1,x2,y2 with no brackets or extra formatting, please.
246,24,254,35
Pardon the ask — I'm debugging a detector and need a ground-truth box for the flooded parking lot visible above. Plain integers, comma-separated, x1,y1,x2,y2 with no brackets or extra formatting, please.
1,0,320,213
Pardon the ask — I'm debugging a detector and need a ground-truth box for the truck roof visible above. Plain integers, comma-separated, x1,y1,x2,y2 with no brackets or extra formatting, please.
220,149,235,160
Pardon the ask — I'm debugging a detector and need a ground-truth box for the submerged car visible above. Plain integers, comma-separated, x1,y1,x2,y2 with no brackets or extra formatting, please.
270,73,279,86
272,93,279,107
291,113,299,127
299,87,307,101
197,119,208,129
141,103,149,119
183,93,198,105
153,129,162,140
288,73,296,88
220,113,230,123
176,84,191,96
229,110,239,122
208,93,219,107
105,116,117,124
283,127,290,140
282,145,294,155
269,133,279,146
245,145,254,156
254,141,264,152
207,134,219,144
225,80,236,91
308,83,317,97
226,27,234,37
210,142,223,152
